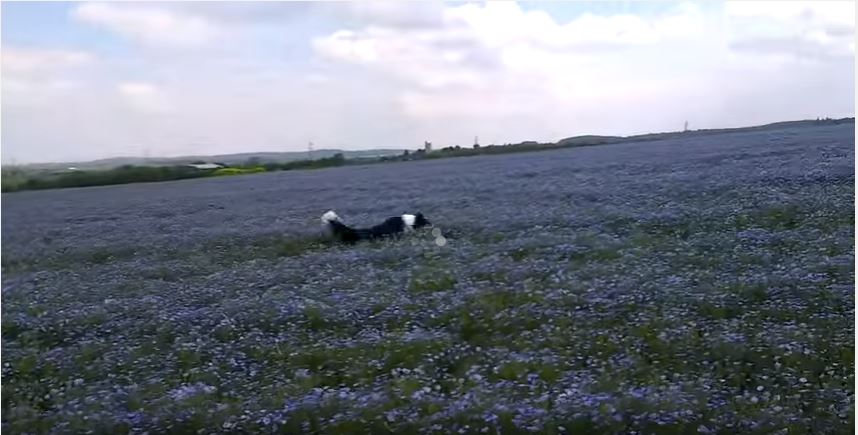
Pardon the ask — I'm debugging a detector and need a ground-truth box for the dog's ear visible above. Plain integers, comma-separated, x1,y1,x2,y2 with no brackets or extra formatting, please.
414,212,430,227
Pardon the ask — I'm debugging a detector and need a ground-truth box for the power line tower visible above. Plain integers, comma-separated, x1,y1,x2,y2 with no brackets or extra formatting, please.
474,135,479,147
308,141,314,160
683,121,689,132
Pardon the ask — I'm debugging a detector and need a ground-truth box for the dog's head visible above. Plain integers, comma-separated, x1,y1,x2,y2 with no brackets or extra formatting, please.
321,210,340,224
413,212,431,229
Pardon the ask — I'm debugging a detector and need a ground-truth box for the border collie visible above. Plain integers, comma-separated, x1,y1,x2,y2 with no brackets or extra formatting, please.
321,210,431,243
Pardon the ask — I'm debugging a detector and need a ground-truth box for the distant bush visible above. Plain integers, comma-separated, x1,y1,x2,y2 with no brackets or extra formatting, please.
1,169,30,192
212,167,266,176
261,153,347,171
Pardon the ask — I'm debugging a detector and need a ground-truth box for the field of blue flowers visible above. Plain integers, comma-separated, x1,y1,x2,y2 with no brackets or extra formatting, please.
2,123,853,433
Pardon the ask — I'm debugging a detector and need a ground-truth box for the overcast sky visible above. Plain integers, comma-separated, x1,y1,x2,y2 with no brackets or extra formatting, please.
2,1,854,164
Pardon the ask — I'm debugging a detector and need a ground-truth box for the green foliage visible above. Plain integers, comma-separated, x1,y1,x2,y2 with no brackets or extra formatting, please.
212,167,266,176
2,165,211,192
409,274,457,294
262,153,347,171
304,307,329,332
509,247,533,261
1,167,30,191
1,155,350,192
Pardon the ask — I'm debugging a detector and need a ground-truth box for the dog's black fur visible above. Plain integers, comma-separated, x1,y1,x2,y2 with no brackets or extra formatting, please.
322,211,431,244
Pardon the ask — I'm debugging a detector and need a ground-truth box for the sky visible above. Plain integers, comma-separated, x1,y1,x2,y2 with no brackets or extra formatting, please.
1,1,855,164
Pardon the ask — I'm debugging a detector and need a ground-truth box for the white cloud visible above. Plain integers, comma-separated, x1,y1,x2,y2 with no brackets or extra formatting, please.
444,2,705,50
72,2,226,48
725,1,855,59
2,47,93,74
314,2,709,85
116,82,172,113
725,1,854,27
320,2,446,29
2,47,96,109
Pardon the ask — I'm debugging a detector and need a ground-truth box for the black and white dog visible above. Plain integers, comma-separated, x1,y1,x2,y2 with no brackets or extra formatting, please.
321,210,431,243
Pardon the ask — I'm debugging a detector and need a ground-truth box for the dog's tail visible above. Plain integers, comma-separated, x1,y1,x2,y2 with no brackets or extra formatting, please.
321,210,364,243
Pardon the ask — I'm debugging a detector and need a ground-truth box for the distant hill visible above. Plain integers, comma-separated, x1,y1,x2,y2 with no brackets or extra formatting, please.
558,117,854,147
556,135,623,147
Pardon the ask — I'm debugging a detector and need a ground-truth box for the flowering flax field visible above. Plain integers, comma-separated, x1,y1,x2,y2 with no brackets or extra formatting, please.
2,124,854,434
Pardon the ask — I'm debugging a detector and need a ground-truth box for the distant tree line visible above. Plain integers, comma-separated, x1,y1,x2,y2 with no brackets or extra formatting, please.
258,153,346,171
4,165,211,191
0,154,350,192
381,141,558,162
